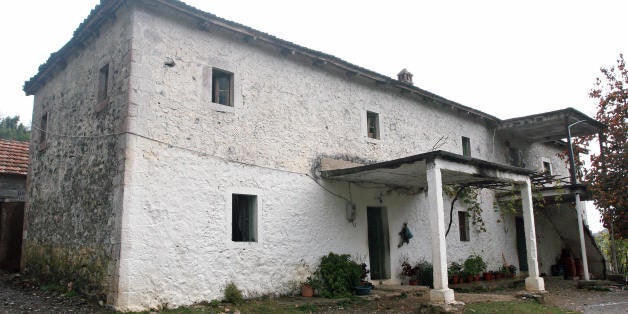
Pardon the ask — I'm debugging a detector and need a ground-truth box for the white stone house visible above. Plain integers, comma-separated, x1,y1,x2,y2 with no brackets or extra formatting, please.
22,0,606,310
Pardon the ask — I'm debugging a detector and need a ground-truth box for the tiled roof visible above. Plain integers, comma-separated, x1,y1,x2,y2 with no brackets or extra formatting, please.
0,139,29,176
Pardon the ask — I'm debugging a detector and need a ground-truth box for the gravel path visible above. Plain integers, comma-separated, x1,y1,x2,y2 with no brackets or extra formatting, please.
0,272,108,313
543,277,628,314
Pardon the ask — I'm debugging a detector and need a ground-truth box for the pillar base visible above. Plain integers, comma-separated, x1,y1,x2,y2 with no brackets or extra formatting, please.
429,288,455,304
525,276,545,291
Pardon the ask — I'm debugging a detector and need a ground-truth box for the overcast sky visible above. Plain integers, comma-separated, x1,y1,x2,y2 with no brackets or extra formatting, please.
2,0,626,232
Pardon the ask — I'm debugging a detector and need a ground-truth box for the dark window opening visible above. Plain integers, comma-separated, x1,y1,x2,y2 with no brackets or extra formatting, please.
462,136,471,157
39,113,48,147
458,211,470,242
212,68,233,106
232,194,257,242
97,63,109,103
542,161,552,175
367,111,379,139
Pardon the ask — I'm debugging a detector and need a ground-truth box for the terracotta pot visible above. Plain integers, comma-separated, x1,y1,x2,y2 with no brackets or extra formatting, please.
453,275,460,284
409,279,419,286
483,272,492,281
473,275,480,282
466,275,474,283
301,284,313,297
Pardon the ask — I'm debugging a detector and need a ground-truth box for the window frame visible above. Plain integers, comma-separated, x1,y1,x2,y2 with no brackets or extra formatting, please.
462,136,471,157
458,211,470,242
366,111,380,140
211,68,234,107
541,159,552,175
38,112,48,150
97,63,109,104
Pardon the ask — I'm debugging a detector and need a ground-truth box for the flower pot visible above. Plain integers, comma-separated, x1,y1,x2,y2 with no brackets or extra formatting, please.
452,275,460,284
483,272,492,281
301,284,313,297
473,275,480,282
466,275,474,283
355,285,371,295
409,279,419,286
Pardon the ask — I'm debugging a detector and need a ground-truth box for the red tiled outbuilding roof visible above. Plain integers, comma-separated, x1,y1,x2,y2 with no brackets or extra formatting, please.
0,139,29,176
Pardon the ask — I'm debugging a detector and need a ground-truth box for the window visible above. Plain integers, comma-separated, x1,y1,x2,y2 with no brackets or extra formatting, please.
97,63,109,103
542,161,552,175
212,68,233,106
366,111,379,139
39,113,48,148
458,211,470,241
462,136,471,157
232,194,257,242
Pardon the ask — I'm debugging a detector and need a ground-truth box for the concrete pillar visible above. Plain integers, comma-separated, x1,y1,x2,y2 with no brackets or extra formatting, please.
520,179,545,291
575,194,590,280
426,161,455,304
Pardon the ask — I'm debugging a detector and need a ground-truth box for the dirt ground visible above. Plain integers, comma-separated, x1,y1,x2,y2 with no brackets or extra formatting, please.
0,272,626,313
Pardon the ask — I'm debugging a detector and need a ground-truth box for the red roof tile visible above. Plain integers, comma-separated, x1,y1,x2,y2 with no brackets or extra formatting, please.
0,139,29,176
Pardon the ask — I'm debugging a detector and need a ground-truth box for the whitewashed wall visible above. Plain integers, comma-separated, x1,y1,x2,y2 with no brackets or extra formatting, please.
115,3,565,310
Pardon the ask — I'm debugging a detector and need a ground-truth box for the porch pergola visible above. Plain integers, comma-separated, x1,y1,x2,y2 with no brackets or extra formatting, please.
322,151,545,304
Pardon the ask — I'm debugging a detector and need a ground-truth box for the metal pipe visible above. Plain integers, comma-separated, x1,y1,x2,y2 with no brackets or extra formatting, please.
567,119,589,280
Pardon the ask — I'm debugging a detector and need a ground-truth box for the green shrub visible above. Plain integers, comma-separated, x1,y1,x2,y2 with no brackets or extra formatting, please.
314,252,362,298
464,254,487,275
224,282,243,304
416,260,433,288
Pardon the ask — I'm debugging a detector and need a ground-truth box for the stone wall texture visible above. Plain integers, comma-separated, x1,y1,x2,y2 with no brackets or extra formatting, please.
24,5,132,303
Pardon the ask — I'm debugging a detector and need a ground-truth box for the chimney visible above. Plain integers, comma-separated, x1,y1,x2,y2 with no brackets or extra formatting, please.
397,68,413,85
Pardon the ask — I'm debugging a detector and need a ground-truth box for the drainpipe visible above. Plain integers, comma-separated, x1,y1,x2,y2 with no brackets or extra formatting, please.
567,120,590,281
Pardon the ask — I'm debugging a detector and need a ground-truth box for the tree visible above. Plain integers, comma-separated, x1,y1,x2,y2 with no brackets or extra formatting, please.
0,115,30,141
578,54,627,239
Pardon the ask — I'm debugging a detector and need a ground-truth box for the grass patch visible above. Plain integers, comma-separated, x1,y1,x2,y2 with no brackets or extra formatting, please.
464,301,575,313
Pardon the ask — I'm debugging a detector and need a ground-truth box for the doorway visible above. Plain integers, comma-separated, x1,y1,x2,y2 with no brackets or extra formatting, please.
367,206,390,280
515,217,529,272
0,202,24,271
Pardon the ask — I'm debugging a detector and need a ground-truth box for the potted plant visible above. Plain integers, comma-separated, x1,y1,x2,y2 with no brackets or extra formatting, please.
448,262,463,284
464,254,487,282
498,265,510,278
508,265,517,278
401,261,420,285
355,263,373,295
416,260,433,288
301,276,319,297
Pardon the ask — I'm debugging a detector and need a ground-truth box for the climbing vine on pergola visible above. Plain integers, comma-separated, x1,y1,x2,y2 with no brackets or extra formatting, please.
444,172,568,237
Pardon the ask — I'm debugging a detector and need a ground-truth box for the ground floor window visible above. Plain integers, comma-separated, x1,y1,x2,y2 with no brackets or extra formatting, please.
458,211,470,241
232,194,257,242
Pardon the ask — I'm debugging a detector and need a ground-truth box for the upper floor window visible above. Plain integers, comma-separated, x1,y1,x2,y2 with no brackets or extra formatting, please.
366,111,380,139
97,63,109,104
39,113,48,149
462,136,471,157
212,68,234,106
542,160,552,175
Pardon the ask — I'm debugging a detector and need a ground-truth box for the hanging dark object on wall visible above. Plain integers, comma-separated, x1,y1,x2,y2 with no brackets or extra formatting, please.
398,222,413,248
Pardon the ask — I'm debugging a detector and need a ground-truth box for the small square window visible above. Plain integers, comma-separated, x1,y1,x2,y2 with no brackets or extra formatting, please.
97,63,109,103
542,161,552,175
39,113,48,148
232,194,257,242
212,68,233,106
458,211,470,242
462,136,471,157
366,111,380,139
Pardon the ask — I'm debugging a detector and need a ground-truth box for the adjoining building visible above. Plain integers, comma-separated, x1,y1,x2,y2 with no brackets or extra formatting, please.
0,139,28,271
22,0,605,310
